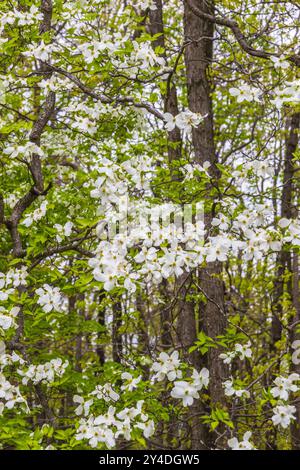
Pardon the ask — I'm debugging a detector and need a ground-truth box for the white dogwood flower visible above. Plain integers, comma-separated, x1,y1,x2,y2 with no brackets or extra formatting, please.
229,84,260,103
90,384,120,402
223,379,250,398
292,340,300,365
272,405,296,429
120,372,142,391
0,306,19,330
191,368,209,390
151,351,182,382
228,431,255,450
73,395,93,416
36,284,63,313
270,374,300,401
163,110,205,133
271,55,290,70
235,342,252,360
170,381,200,407
54,221,73,242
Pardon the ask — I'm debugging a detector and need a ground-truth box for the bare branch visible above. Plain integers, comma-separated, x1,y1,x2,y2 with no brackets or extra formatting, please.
185,0,300,66
45,64,165,120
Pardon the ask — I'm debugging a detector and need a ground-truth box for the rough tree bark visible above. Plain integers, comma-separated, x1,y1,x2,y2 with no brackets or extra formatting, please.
183,0,227,446
291,249,300,449
112,300,123,363
284,113,300,449
271,116,299,349
149,0,208,449
96,291,106,366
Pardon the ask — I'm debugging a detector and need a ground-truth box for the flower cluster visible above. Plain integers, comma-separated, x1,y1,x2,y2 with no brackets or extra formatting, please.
36,284,63,313
132,0,157,11
0,349,25,369
0,5,43,30
3,141,44,160
90,383,120,403
0,267,28,301
220,342,252,364
170,368,209,407
77,36,118,64
0,373,27,415
23,40,60,62
269,374,299,429
23,201,48,227
133,42,165,70
272,79,300,108
270,373,300,401
228,431,255,450
223,379,250,399
18,358,69,385
229,84,260,103
151,351,182,382
88,157,285,292
75,401,154,449
0,306,20,331
163,110,206,133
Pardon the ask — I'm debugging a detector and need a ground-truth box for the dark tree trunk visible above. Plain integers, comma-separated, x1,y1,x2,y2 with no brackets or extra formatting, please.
112,300,123,363
183,0,227,447
96,291,106,366
149,0,208,449
183,0,227,385
272,115,300,348
283,113,300,449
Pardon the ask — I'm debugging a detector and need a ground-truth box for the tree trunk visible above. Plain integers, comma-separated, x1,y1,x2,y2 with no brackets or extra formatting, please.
284,113,300,449
96,291,106,365
149,0,208,449
183,0,227,397
112,300,123,363
183,0,227,447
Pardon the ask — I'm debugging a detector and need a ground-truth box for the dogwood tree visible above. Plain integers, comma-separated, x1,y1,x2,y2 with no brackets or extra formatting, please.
1,0,300,451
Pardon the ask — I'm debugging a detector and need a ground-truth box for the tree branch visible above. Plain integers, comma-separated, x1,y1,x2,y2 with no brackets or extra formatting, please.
44,64,165,120
185,0,300,67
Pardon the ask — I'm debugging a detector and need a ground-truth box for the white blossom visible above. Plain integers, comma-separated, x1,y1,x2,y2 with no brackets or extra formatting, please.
170,380,200,407
151,351,182,382
292,340,300,365
90,384,120,402
120,372,142,391
18,358,68,385
23,201,48,227
229,84,260,103
73,395,93,416
163,110,206,132
36,284,63,313
271,374,300,401
223,379,250,398
228,431,255,450
272,405,296,429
